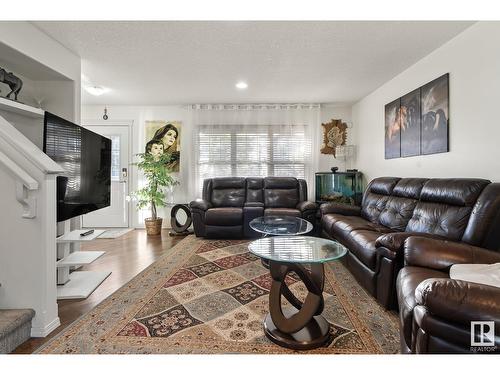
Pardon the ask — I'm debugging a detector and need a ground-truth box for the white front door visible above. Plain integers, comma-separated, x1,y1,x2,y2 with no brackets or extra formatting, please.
82,125,130,228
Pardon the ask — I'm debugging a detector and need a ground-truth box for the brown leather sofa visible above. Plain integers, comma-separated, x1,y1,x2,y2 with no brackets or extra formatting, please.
190,177,317,238
320,177,500,309
397,237,500,353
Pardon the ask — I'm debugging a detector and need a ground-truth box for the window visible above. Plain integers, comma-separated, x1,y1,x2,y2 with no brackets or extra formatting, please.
109,135,121,182
197,124,311,191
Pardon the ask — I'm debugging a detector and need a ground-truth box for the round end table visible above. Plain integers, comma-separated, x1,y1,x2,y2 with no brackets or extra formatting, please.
248,236,347,350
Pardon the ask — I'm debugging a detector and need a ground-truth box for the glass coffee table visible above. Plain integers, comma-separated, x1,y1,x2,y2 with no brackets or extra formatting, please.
249,216,313,237
249,216,314,268
248,236,347,350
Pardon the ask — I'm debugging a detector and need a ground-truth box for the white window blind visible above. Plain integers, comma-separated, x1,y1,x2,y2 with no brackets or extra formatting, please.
197,124,311,191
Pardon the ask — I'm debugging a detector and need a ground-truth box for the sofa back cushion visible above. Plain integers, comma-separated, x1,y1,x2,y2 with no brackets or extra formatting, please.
405,179,490,240
246,177,264,203
463,183,500,249
419,179,489,206
378,178,428,231
361,177,400,223
209,177,246,207
263,177,299,208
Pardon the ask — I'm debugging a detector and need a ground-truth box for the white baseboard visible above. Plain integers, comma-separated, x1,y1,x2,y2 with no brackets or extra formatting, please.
31,317,61,337
133,225,172,229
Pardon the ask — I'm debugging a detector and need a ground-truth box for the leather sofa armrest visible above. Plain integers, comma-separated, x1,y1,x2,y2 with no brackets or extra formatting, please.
415,278,500,327
245,202,264,208
189,199,212,211
376,232,446,255
404,237,500,270
376,232,409,254
319,203,361,216
296,201,318,212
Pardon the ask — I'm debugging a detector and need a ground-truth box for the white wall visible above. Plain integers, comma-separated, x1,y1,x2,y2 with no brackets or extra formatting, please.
352,22,500,184
82,105,190,228
82,104,353,227
0,21,81,337
318,104,354,172
0,21,81,123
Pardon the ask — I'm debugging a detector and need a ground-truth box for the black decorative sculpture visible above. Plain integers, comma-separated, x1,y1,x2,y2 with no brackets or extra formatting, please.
0,67,23,101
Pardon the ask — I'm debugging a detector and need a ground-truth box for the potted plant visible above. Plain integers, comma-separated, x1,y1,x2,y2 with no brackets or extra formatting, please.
131,151,179,235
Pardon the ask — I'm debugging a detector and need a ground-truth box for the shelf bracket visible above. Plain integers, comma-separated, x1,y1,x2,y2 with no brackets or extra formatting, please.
15,181,37,219
0,149,39,218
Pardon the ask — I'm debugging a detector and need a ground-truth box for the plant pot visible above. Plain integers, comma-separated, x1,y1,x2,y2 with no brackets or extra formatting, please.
145,217,163,236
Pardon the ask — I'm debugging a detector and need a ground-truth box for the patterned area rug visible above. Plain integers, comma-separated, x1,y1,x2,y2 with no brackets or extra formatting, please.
37,236,399,354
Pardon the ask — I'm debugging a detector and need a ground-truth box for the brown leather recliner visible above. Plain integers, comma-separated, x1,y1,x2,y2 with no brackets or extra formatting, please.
397,237,500,353
320,177,500,309
189,177,317,238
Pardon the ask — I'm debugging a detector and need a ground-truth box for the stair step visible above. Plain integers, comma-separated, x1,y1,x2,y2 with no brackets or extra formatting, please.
0,309,35,353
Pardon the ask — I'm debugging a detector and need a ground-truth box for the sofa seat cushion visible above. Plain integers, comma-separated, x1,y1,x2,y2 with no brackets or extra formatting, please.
322,213,341,233
205,207,243,226
396,266,448,349
341,229,383,270
264,208,301,217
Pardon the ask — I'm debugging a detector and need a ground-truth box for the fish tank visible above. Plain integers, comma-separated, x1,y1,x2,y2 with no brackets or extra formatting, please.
315,171,364,205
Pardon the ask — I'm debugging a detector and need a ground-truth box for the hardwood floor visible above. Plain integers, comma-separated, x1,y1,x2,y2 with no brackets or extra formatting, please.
13,229,183,354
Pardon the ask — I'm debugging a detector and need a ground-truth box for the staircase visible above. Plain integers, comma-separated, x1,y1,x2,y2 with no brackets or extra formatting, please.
0,309,35,353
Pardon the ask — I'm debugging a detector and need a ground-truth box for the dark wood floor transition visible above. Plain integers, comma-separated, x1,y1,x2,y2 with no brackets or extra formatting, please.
14,229,182,354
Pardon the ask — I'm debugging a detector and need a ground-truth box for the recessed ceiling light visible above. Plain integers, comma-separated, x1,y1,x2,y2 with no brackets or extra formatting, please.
85,85,109,96
235,81,248,90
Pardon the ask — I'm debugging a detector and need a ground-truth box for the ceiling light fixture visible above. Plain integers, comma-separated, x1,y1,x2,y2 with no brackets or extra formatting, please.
235,81,248,90
85,85,109,96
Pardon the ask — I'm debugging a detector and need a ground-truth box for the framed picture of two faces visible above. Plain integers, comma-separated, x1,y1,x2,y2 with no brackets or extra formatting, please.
145,120,181,171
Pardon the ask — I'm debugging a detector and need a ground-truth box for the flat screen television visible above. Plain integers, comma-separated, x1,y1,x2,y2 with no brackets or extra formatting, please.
43,112,112,222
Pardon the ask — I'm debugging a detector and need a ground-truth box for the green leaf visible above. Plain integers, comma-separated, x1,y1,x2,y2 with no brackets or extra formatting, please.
129,152,179,218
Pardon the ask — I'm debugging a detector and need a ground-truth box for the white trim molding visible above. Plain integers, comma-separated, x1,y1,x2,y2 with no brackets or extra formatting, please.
30,317,61,338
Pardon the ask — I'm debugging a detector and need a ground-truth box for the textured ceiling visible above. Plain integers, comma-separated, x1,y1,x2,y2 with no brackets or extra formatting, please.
33,21,474,105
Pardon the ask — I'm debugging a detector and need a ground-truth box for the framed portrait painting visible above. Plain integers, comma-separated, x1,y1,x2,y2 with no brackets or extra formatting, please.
145,120,181,172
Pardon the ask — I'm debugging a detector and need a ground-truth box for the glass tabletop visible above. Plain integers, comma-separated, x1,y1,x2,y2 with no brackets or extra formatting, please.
249,216,313,236
248,236,348,264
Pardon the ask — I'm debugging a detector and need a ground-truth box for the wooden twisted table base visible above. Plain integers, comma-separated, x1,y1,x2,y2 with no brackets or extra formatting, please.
264,261,331,350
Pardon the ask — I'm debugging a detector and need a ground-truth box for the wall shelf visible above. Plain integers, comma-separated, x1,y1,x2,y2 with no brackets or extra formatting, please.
56,229,106,243
56,229,110,300
56,251,105,268
56,271,111,300
0,97,44,119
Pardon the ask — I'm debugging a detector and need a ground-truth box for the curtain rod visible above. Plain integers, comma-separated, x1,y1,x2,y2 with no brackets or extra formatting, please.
188,104,321,110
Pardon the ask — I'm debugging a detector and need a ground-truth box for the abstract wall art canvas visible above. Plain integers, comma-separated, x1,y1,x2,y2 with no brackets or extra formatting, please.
421,74,449,155
145,120,181,172
400,88,421,157
384,98,401,159
384,73,449,159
